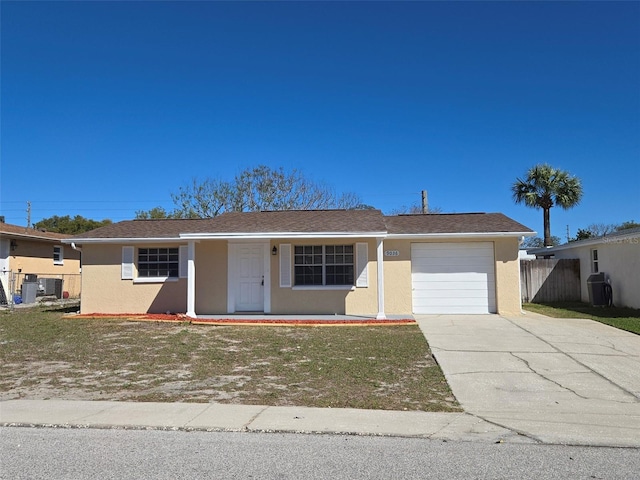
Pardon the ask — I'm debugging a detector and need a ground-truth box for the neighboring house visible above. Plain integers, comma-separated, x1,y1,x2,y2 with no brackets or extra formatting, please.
0,222,82,301
530,228,640,309
65,210,534,317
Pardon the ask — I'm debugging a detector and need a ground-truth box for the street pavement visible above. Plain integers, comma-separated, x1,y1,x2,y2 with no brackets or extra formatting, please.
2,312,639,448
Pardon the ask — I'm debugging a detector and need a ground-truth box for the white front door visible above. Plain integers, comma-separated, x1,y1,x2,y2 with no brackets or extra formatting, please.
235,244,265,312
0,238,10,303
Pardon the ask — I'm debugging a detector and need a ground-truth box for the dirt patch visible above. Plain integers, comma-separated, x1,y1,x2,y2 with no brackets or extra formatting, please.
0,306,460,412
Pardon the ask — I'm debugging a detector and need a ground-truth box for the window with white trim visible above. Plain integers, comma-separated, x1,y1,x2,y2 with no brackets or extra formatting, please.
294,245,354,286
53,245,64,265
138,247,179,278
591,249,599,273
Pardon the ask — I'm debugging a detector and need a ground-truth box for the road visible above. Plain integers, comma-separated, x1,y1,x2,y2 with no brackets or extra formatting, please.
2,427,639,479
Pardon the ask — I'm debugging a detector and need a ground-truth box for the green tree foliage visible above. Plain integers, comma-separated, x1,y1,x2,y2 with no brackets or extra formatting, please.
33,215,112,234
134,207,181,220
616,220,640,232
512,164,583,247
573,228,593,241
142,165,364,219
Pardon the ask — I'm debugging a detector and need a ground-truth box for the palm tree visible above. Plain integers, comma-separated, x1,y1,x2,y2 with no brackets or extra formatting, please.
512,164,583,247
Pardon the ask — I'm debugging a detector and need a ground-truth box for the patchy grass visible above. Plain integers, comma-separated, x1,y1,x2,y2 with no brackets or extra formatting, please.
524,302,640,335
0,306,459,412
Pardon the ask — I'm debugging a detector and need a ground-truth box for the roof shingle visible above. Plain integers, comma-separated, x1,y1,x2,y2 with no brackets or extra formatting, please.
68,210,533,240
383,213,533,235
0,223,71,241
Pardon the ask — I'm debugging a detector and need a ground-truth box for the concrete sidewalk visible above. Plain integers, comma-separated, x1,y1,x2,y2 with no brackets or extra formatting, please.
1,399,523,443
417,313,640,448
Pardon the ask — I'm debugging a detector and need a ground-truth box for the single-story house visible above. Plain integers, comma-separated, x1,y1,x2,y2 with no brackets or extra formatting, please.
530,228,640,309
0,222,82,302
64,210,534,317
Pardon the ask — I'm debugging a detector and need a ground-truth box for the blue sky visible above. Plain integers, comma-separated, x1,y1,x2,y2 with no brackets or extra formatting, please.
1,1,638,241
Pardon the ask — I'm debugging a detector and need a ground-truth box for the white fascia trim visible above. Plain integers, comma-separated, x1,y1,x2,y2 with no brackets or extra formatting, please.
531,232,640,253
61,237,185,244
386,231,536,240
292,285,356,291
7,233,65,243
179,231,388,240
133,277,179,284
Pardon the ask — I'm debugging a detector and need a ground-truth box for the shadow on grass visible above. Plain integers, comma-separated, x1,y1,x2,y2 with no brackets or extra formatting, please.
43,303,81,314
532,302,640,319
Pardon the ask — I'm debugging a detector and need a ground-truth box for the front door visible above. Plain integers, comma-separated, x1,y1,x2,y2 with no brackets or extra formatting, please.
235,244,265,312
0,238,10,304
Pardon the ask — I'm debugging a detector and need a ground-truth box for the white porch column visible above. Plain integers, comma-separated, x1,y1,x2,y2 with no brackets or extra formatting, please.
376,237,386,320
186,240,196,318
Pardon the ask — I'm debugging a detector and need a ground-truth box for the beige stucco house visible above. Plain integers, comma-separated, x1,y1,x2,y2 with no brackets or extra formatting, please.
65,210,534,317
532,229,640,309
0,222,82,302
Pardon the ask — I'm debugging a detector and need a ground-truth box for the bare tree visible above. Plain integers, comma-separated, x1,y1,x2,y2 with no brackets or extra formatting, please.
388,204,442,215
137,166,364,219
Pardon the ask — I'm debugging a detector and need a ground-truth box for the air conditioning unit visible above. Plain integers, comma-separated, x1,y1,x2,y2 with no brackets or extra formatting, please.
38,278,57,296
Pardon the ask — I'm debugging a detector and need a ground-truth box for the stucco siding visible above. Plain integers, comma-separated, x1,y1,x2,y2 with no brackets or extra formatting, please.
493,237,522,315
381,239,413,315
80,244,186,314
194,241,228,314
77,235,524,316
552,239,640,309
6,239,82,297
383,237,521,316
271,238,379,316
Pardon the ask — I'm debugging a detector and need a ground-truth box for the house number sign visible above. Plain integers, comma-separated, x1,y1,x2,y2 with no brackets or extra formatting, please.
384,250,400,257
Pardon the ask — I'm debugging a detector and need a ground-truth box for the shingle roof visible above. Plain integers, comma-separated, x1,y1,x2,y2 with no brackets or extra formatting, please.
68,210,533,241
384,213,534,235
71,210,388,239
0,222,71,241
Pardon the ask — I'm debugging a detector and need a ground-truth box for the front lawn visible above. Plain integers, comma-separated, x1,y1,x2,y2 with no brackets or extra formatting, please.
0,306,460,412
524,302,640,335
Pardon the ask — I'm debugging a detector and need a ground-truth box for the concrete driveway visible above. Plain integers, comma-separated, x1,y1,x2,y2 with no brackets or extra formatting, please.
417,312,640,447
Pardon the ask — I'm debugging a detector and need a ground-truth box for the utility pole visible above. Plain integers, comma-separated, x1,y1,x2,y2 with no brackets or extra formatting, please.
421,190,428,214
26,201,31,228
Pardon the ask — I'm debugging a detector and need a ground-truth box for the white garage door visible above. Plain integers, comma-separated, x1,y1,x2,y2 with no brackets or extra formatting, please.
411,242,496,314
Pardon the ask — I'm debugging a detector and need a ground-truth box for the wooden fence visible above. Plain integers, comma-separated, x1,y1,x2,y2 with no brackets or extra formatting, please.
520,259,581,303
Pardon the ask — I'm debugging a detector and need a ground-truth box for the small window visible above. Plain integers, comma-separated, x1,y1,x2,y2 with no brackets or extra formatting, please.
53,246,64,265
138,247,179,278
591,249,599,273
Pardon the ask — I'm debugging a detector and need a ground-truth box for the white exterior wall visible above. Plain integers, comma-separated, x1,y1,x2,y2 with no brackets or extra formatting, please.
552,237,640,309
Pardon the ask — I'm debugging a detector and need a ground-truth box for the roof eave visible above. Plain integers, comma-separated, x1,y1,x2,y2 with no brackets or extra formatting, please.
2,232,67,242
531,231,640,252
386,231,536,240
62,237,184,244
63,231,389,243
180,231,388,240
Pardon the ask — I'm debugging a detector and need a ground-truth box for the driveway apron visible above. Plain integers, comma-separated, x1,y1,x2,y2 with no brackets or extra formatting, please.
417,312,640,447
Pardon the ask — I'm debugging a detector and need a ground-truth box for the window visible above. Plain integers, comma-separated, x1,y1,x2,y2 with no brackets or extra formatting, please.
138,247,179,278
591,249,599,273
294,245,354,286
53,246,63,265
